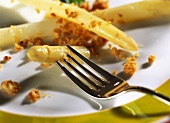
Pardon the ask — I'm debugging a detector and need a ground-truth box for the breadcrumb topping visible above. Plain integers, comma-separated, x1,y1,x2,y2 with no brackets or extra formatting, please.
65,9,78,18
14,43,24,51
14,37,44,51
28,88,41,103
110,46,125,59
112,70,117,75
40,63,52,67
79,1,91,11
123,57,137,75
148,55,156,64
91,0,109,11
79,0,109,11
0,80,20,95
3,56,11,63
51,17,107,56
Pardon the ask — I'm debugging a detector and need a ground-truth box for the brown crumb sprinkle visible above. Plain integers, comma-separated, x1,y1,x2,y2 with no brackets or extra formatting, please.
123,57,137,75
91,0,109,11
112,70,117,75
40,63,52,67
3,56,11,63
109,45,125,59
148,55,156,64
0,80,20,95
14,43,24,51
79,1,91,11
28,89,41,103
65,9,78,18
51,17,107,56
14,37,44,52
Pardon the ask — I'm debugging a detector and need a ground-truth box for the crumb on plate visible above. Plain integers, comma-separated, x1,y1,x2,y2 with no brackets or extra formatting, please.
40,63,52,67
109,45,125,59
123,57,137,75
134,53,140,58
148,55,156,64
3,56,11,63
112,70,117,75
0,80,20,95
28,88,41,103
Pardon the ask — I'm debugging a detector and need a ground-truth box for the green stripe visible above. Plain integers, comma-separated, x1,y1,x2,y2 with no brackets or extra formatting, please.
60,0,85,5
0,79,170,123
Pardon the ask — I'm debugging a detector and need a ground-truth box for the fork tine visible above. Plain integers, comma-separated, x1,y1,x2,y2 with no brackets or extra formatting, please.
67,54,107,86
67,45,113,80
56,61,93,93
63,59,99,90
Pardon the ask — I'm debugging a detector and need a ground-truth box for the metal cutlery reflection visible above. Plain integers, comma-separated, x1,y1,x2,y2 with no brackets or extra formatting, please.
56,45,170,106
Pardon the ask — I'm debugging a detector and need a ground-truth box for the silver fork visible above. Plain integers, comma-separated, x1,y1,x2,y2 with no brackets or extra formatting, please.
56,45,170,106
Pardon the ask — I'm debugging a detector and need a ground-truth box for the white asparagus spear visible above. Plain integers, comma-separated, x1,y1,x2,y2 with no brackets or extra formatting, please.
0,19,58,50
93,0,170,25
17,0,138,51
27,46,90,63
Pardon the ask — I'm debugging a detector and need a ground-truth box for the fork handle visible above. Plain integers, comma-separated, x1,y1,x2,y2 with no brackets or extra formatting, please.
127,86,170,105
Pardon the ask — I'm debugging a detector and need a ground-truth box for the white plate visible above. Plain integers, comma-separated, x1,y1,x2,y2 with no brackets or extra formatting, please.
0,0,170,117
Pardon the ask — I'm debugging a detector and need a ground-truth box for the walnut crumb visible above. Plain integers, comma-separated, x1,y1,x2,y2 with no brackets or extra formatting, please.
28,89,41,103
148,55,156,64
1,80,20,95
